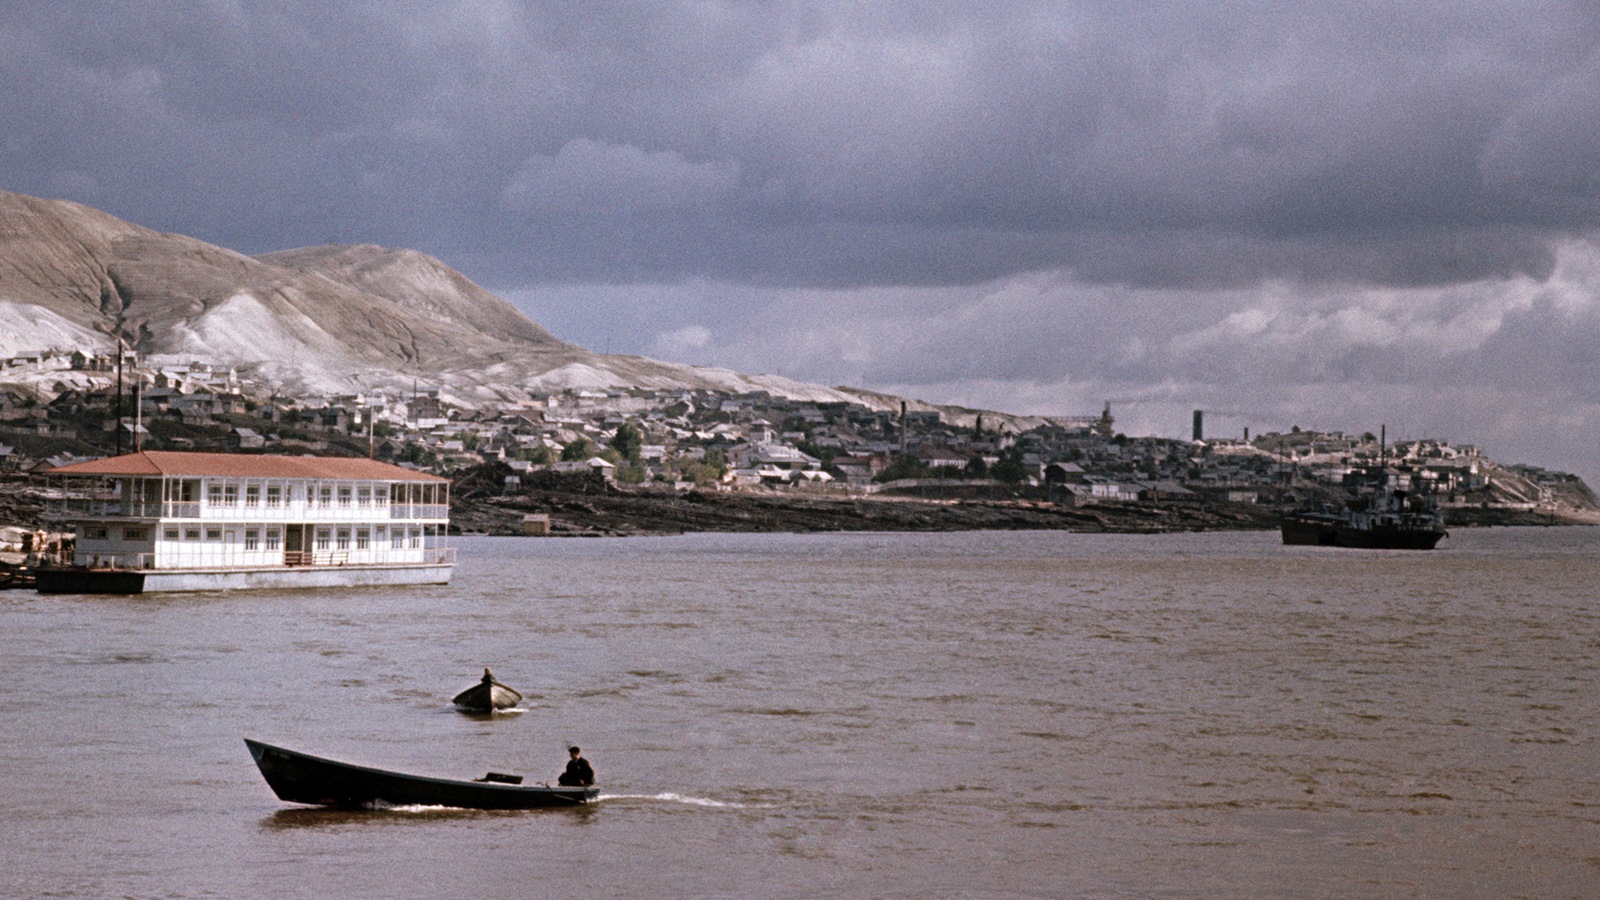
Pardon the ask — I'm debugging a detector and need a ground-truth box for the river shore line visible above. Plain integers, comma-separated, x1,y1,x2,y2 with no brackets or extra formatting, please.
2,477,1592,542
450,484,1596,537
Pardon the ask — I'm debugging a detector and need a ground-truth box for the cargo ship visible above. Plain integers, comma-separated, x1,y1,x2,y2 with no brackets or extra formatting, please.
1281,476,1447,550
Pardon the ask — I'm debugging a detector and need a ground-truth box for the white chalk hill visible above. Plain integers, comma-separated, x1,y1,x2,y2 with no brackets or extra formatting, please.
0,189,906,410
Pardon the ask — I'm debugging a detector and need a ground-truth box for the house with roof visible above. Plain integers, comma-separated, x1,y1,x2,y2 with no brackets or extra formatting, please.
38,450,454,593
916,448,969,471
728,441,822,472
549,457,615,481
228,427,266,450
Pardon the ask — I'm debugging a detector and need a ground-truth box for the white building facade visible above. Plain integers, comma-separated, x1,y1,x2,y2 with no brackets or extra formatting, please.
40,451,453,593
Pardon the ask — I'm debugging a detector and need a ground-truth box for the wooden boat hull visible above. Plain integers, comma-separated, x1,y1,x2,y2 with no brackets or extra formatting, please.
451,680,522,713
245,739,597,810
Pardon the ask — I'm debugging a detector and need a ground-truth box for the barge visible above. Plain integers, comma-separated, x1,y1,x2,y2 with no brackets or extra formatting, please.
37,451,453,593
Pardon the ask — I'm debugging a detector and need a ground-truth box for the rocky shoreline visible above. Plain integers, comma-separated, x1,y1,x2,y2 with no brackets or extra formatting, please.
2,475,1592,542
451,488,1284,536
449,483,1596,538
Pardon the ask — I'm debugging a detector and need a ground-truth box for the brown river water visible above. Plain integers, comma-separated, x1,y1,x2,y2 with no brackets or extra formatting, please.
3,528,1599,898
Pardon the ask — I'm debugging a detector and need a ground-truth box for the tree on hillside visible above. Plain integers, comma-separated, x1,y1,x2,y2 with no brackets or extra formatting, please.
561,437,592,461
991,448,1028,484
611,422,643,461
874,455,929,482
681,448,728,486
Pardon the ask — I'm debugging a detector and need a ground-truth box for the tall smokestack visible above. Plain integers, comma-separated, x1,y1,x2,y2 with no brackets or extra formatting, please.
899,401,908,456
1192,410,1203,442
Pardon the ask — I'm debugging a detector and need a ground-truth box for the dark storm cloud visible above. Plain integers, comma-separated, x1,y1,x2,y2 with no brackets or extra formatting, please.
6,1,1600,482
4,1,1598,288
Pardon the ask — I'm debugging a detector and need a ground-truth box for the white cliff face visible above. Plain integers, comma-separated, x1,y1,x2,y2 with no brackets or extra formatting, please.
0,302,105,357
0,189,1026,426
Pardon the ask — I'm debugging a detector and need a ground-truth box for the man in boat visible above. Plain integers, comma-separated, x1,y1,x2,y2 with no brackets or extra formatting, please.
558,746,594,786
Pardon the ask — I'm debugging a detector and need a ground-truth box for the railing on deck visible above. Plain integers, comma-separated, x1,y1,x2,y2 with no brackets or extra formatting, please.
78,547,454,571
389,504,450,520
242,548,454,568
48,500,447,521
79,553,156,570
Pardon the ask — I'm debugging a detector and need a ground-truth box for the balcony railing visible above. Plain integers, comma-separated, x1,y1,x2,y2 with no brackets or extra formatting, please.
77,547,455,571
48,499,449,521
389,504,450,520
77,552,156,570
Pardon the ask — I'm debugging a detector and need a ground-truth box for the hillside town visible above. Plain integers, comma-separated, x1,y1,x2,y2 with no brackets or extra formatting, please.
0,345,1595,537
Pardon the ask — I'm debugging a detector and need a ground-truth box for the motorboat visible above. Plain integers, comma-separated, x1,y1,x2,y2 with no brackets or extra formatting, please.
245,738,597,810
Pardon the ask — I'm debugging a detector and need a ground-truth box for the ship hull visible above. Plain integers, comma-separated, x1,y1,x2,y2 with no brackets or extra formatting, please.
35,563,453,594
1280,514,1446,550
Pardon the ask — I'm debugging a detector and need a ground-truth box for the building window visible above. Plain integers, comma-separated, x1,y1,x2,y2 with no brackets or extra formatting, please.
355,528,370,550
409,527,422,549
357,486,371,506
318,486,332,507
208,485,223,505
85,526,109,540
315,529,331,551
164,527,180,541
245,486,260,506
184,528,201,541
266,529,281,551
338,487,352,507
375,490,388,507
223,484,238,505
265,486,282,507
336,528,351,550
122,527,148,542
391,529,404,549
244,529,259,551
205,528,223,542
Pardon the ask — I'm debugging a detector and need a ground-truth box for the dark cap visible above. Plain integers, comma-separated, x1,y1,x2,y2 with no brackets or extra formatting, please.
568,746,580,754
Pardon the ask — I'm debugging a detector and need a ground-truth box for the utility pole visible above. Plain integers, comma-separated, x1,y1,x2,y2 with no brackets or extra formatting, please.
114,331,125,456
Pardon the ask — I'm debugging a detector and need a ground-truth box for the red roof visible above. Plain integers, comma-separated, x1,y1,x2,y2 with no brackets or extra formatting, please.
45,451,448,482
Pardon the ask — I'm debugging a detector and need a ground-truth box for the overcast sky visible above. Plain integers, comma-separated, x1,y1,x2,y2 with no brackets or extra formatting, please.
5,2,1600,482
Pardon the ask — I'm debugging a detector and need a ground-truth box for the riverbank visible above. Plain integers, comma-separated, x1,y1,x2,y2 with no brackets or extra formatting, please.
460,492,1285,535
1,476,1592,541
451,485,1310,536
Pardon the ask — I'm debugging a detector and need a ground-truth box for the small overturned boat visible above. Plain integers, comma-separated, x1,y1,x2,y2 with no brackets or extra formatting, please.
452,668,522,713
244,739,598,809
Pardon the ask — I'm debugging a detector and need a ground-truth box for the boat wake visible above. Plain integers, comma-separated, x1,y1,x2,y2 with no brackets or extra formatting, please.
362,793,751,812
596,792,751,808
367,801,476,813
